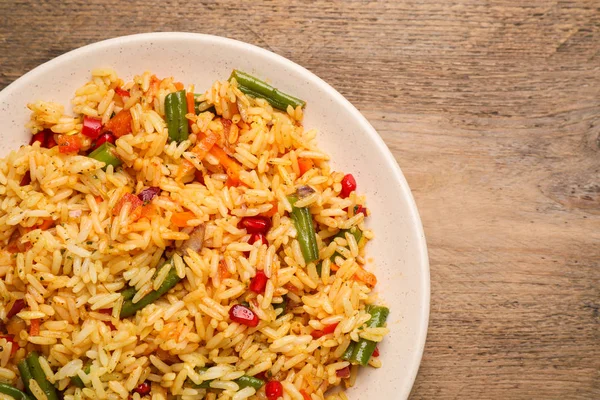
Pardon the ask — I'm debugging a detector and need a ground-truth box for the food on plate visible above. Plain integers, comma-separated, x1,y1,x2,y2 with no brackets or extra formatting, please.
0,68,389,400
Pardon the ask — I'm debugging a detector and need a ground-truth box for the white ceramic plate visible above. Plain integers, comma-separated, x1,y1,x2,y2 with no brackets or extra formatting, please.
0,33,429,399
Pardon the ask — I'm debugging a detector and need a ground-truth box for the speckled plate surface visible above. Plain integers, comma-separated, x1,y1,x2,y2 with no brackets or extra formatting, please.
0,32,429,399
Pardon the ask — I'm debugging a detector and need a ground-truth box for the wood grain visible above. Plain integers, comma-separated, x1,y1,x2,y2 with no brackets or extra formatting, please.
1,1,599,398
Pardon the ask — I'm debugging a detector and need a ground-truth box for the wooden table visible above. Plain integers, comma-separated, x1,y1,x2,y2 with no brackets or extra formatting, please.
1,1,598,398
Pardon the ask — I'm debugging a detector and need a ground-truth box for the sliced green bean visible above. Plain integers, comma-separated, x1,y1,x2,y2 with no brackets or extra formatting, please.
288,195,319,263
230,70,306,111
341,342,356,361
0,383,34,400
330,227,363,262
26,352,58,400
16,360,33,394
273,294,288,316
88,142,122,169
120,259,181,318
350,305,390,366
235,375,265,390
70,363,91,388
165,90,189,142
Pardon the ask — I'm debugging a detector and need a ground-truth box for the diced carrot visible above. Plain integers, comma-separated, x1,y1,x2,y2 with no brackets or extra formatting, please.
209,145,242,185
105,109,132,138
113,193,143,219
353,267,377,287
260,200,279,217
175,131,220,180
300,390,311,400
139,204,157,220
330,264,340,272
298,158,314,176
171,211,196,228
114,87,130,98
56,134,82,154
29,319,40,336
219,260,232,280
38,219,54,230
95,195,103,203
186,92,195,129
225,176,239,188
174,82,184,91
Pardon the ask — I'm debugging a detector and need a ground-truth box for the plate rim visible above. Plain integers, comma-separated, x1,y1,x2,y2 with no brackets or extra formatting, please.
0,32,430,398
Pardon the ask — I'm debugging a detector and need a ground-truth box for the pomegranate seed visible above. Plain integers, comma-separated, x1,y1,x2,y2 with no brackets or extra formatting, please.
20,171,31,187
265,380,283,400
249,232,268,246
336,366,350,378
229,304,259,327
91,133,116,151
82,116,103,139
7,299,26,319
249,270,268,294
239,216,271,234
354,205,367,216
373,346,380,357
133,381,151,396
46,132,58,148
340,174,356,198
29,131,46,147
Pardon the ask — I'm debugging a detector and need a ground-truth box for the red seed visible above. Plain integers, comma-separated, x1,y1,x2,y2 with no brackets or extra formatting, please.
29,131,46,147
20,171,31,187
354,205,367,216
336,366,350,378
249,270,268,294
240,216,271,234
249,232,268,246
46,132,58,148
133,381,151,395
340,174,357,198
265,380,283,400
229,304,259,327
90,133,116,151
373,346,380,357
7,299,26,319
82,116,103,139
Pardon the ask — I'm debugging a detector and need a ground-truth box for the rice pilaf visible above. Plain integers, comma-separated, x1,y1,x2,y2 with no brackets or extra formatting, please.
0,68,389,400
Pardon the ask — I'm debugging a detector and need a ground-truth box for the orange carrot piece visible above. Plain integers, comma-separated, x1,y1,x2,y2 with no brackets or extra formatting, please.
300,390,311,400
105,109,132,138
209,145,242,185
261,200,279,217
353,267,377,287
330,264,340,272
171,211,196,228
30,319,40,336
175,131,220,180
174,82,184,91
113,193,143,221
298,158,314,176
186,91,195,129
38,219,54,230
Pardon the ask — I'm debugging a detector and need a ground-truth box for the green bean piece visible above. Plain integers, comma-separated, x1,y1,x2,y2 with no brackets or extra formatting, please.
341,342,356,361
330,227,363,262
273,294,288,316
194,98,216,114
230,70,306,111
26,352,58,400
121,287,137,302
16,360,33,394
70,363,91,388
350,305,390,366
88,143,122,169
165,90,189,142
235,375,265,390
0,383,34,400
288,195,319,263
120,259,181,318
